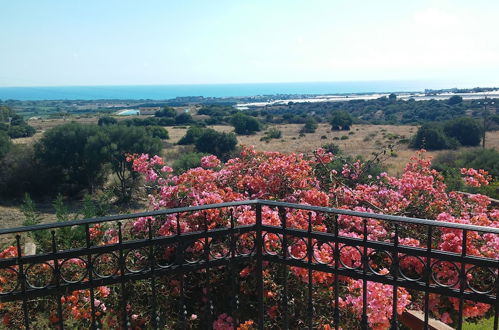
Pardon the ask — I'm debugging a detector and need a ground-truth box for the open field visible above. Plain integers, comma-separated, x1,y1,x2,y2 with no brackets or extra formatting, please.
3,117,499,230
17,117,499,176
166,123,499,177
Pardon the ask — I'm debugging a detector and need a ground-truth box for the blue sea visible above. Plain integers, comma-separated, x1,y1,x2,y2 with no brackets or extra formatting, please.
0,80,450,101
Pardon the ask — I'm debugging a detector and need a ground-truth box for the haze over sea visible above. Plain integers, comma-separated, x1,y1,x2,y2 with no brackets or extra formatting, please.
0,80,459,101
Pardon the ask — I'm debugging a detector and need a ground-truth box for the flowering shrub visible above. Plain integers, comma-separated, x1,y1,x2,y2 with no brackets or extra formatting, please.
124,147,498,327
0,147,497,328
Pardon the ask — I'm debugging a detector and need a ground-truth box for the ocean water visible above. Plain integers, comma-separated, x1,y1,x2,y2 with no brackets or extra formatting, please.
0,80,447,101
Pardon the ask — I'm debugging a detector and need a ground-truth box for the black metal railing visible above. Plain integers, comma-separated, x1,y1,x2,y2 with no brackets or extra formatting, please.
0,200,497,329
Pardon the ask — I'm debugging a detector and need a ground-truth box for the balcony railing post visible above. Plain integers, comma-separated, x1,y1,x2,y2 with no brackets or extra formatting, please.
51,230,64,330
85,223,98,330
361,219,369,329
255,203,264,330
16,235,30,330
390,224,399,330
278,206,289,329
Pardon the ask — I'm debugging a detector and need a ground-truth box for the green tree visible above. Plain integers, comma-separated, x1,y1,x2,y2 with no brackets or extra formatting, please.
443,117,482,146
98,116,118,126
172,152,207,174
8,125,36,138
231,113,261,135
178,126,205,145
35,123,109,195
448,95,463,105
145,126,169,139
104,125,162,201
175,112,193,125
300,116,318,133
195,129,237,159
155,107,176,118
410,124,458,150
0,132,11,159
330,111,353,130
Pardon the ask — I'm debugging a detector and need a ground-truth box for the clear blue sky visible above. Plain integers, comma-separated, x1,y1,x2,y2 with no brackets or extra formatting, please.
1,0,498,87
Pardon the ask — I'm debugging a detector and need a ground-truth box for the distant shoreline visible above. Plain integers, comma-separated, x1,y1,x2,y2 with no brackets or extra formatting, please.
0,81,497,101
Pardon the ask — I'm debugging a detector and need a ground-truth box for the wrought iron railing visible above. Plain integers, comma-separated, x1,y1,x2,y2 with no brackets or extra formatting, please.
0,200,497,329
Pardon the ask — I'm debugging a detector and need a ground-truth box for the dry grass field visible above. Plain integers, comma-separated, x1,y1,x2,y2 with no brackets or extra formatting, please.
2,117,498,231
166,123,499,176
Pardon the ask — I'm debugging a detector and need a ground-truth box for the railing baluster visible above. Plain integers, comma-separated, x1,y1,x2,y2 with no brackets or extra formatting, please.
176,213,187,330
16,235,30,330
51,231,64,330
391,224,399,330
333,216,340,330
255,203,264,330
307,212,313,330
147,219,158,329
203,212,213,328
229,209,239,326
457,230,468,330
361,219,369,329
117,222,128,329
279,206,289,330
423,225,433,330
85,224,98,330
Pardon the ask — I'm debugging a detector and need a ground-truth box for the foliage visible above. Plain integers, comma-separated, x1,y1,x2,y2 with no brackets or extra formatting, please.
443,117,482,147
174,112,193,125
330,111,352,130
260,127,282,142
124,147,497,328
171,152,207,174
194,128,237,160
104,125,162,202
97,116,117,126
448,95,463,105
34,122,108,195
231,113,262,135
177,126,205,145
300,116,318,133
410,124,458,150
1,147,497,328
7,124,36,138
154,106,176,118
145,126,169,139
30,122,161,199
433,148,499,198
0,131,12,159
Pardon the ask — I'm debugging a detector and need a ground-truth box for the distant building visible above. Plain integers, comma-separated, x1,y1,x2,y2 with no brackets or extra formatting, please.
117,109,140,116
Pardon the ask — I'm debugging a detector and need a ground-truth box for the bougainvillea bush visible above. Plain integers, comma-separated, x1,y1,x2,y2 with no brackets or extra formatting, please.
0,146,497,329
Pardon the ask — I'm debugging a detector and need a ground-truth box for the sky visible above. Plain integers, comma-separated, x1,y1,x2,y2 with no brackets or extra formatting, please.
0,0,498,87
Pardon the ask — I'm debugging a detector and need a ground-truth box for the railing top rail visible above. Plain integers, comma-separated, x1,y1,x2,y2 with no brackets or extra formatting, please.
1,199,498,235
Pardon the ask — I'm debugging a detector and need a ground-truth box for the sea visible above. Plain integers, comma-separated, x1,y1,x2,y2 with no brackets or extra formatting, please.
0,80,455,101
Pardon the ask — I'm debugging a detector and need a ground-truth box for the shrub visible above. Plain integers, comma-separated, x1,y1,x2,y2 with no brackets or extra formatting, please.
330,111,353,130
178,126,205,145
340,135,348,140
260,128,282,142
145,126,169,139
443,117,482,146
172,152,206,174
0,132,11,159
410,124,458,150
194,128,237,159
155,106,176,118
174,112,193,125
97,116,117,126
300,116,318,133
231,113,261,135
